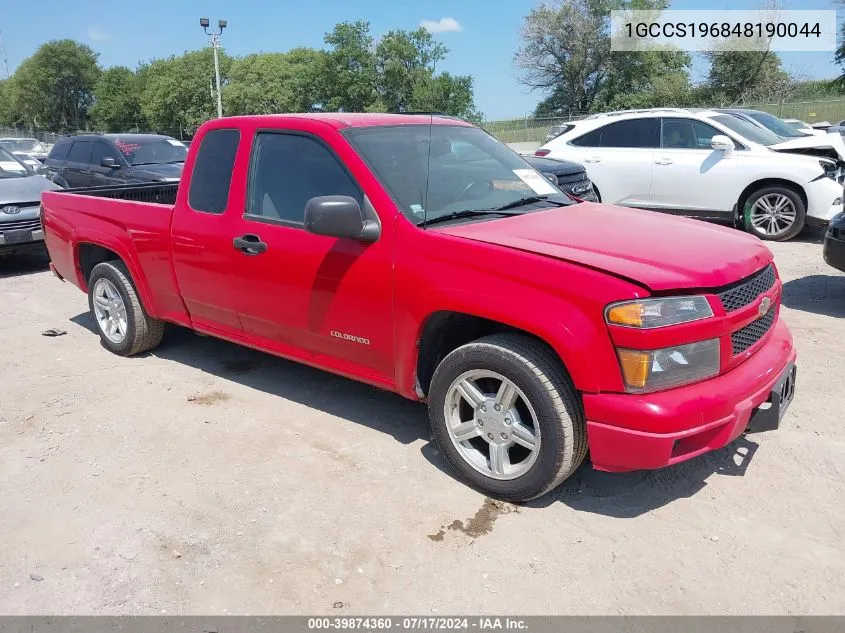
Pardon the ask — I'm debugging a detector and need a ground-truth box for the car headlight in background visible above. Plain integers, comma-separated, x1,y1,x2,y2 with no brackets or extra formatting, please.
605,296,713,329
818,159,844,183
617,339,721,393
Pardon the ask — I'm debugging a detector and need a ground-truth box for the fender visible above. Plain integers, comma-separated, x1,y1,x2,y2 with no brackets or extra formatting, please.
395,291,612,400
71,227,162,319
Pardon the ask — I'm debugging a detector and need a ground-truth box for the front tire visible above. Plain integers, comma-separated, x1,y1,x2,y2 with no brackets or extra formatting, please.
743,185,806,241
428,334,588,502
87,260,164,356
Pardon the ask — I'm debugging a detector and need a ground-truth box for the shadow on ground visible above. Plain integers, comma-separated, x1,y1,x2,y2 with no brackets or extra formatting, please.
71,310,757,515
0,251,50,279
782,274,845,317
791,226,826,245
70,312,428,445
421,434,760,518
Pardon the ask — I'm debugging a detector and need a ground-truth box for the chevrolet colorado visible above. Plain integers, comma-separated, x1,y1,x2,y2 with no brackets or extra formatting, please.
41,113,797,501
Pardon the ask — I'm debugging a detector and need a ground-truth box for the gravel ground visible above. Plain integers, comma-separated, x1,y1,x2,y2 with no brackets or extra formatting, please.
1,230,844,615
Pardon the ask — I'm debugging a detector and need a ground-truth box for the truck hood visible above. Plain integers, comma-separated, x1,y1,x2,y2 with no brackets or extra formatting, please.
0,174,61,206
770,134,845,162
435,203,772,292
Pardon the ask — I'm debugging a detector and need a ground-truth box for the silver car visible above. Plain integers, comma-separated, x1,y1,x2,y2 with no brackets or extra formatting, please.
0,147,62,257
0,137,49,163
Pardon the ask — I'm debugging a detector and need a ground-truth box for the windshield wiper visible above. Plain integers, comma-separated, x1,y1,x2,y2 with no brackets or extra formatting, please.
489,195,570,211
418,209,526,227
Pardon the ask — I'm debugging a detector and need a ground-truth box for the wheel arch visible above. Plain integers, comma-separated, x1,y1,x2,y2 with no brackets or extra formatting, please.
73,235,158,318
413,310,594,399
737,178,807,221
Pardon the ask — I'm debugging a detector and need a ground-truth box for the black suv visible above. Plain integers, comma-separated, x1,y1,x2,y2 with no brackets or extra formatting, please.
38,134,187,188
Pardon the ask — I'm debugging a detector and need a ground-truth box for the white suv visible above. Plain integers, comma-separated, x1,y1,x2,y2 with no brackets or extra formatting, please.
536,108,845,241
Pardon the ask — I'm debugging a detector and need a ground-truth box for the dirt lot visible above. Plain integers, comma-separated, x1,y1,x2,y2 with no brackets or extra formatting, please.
1,231,844,615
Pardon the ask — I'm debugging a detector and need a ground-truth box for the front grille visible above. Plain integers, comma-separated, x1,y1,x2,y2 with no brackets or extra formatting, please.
0,217,41,232
717,265,776,312
731,309,776,355
559,177,593,195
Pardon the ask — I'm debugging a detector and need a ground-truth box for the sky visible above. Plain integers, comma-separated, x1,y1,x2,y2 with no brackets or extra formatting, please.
0,0,843,120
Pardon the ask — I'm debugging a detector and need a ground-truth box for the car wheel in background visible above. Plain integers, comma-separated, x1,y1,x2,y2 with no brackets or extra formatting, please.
428,333,588,502
87,260,164,356
743,185,806,241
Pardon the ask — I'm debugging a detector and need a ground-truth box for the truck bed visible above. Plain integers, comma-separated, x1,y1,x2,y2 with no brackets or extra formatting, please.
41,182,187,325
60,182,179,206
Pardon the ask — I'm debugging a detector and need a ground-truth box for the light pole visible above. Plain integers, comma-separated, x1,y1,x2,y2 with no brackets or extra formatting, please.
200,17,227,119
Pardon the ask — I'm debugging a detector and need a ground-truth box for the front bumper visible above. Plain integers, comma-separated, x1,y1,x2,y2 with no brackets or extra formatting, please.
805,177,844,225
823,231,845,272
584,318,795,472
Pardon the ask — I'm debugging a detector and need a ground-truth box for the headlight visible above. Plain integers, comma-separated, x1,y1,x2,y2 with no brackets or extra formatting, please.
605,296,713,329
819,160,843,182
616,339,720,393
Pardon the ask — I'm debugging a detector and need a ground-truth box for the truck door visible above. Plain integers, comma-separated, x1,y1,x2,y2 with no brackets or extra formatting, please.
225,127,395,379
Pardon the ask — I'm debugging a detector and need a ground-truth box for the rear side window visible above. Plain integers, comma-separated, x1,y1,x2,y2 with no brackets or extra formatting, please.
48,139,71,161
68,140,92,163
188,129,240,214
571,119,659,148
246,132,362,225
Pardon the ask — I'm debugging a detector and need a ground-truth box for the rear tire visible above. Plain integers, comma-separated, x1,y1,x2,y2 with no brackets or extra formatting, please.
742,185,806,241
87,260,164,356
428,333,587,502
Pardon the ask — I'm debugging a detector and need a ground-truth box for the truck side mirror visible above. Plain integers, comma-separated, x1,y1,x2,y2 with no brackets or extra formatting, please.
304,195,380,242
101,157,119,169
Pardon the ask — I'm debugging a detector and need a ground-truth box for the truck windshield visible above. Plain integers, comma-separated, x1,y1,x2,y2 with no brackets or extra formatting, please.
112,137,188,166
0,147,28,179
343,124,573,226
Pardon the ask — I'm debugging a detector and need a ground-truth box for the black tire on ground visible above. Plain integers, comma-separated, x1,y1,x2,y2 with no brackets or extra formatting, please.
428,333,588,502
87,260,164,356
742,185,806,241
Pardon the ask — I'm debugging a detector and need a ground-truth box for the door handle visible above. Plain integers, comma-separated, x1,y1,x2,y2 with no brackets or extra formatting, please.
583,156,601,163
655,158,673,165
233,233,267,255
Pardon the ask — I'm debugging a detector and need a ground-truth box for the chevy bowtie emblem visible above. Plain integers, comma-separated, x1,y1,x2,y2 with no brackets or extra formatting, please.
1,205,20,215
758,296,772,317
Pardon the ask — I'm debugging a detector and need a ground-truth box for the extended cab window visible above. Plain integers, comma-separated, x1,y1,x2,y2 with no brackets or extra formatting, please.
68,140,92,163
188,128,240,214
571,119,659,148
246,132,362,225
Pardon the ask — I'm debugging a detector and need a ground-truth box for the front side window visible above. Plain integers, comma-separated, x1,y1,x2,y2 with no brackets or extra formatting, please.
571,119,659,149
344,124,573,226
68,140,92,163
247,132,362,225
661,118,721,149
92,142,121,166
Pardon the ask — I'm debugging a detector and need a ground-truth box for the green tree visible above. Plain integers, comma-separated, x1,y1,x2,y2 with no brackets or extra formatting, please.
140,48,232,135
225,48,325,115
0,80,18,126
374,28,447,112
705,50,791,105
595,49,692,110
90,66,146,131
8,40,100,130
321,21,378,111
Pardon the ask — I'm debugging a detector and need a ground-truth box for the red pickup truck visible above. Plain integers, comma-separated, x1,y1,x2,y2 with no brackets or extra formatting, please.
41,113,797,501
